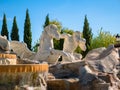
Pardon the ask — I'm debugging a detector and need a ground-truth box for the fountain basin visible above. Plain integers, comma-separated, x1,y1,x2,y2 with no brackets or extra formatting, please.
0,53,17,64
0,64,48,73
0,64,48,90
0,53,17,59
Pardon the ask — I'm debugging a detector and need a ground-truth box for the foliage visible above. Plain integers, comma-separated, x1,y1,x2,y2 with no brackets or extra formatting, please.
90,30,116,49
115,34,120,43
43,14,50,28
53,38,64,50
82,15,93,57
24,9,32,50
74,46,82,53
11,16,19,41
32,39,40,52
54,28,74,50
61,28,74,35
1,13,9,40
50,20,62,32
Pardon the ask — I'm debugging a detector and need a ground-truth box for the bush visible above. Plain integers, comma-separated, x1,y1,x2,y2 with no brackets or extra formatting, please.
90,30,116,50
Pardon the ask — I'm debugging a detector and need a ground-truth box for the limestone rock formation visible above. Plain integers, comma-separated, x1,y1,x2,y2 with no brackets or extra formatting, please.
0,35,10,52
78,45,120,90
10,41,36,60
0,35,17,65
47,78,80,90
49,60,86,78
49,45,120,90
34,25,86,64
34,24,69,64
60,31,86,62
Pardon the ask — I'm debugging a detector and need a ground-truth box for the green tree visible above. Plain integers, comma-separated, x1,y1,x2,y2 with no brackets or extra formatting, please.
82,15,92,57
1,13,9,40
32,39,39,52
50,20,62,32
43,14,50,28
11,16,19,41
24,9,32,50
90,29,116,49
61,28,74,35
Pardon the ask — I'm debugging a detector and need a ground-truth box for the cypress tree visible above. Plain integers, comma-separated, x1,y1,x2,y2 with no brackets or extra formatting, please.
1,13,9,40
11,16,19,41
82,15,92,56
24,9,32,50
43,14,50,28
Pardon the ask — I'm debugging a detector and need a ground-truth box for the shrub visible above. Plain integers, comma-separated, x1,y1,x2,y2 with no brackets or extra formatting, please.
90,30,116,50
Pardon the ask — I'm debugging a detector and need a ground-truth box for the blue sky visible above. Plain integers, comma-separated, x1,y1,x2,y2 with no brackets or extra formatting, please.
0,0,120,45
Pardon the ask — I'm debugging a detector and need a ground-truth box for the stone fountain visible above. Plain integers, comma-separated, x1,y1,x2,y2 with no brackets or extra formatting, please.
0,36,48,90
0,24,120,90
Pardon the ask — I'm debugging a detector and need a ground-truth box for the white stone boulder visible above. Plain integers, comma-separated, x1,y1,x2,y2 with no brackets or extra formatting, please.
0,35,10,51
10,41,36,60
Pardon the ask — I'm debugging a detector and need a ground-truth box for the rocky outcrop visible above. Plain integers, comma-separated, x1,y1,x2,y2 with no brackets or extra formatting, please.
49,60,86,78
17,58,40,64
49,45,120,90
78,45,120,90
47,78,81,90
10,41,36,60
0,35,10,51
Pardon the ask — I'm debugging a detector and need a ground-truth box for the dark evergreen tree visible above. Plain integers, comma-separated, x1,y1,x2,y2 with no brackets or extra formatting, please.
43,14,50,28
11,16,19,41
1,14,9,40
24,9,32,50
82,15,92,57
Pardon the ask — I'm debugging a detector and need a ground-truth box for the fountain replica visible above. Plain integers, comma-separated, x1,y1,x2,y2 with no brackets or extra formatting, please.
0,24,120,90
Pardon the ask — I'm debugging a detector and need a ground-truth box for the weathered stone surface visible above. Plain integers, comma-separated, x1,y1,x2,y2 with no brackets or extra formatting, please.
93,83,110,90
47,78,80,90
79,65,97,85
84,45,119,73
0,53,17,64
34,25,86,64
49,45,120,90
50,60,86,78
78,45,120,90
17,58,40,64
47,73,56,80
0,64,48,90
34,24,60,61
0,58,16,64
0,35,10,51
60,31,86,62
0,70,48,90
10,41,36,60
